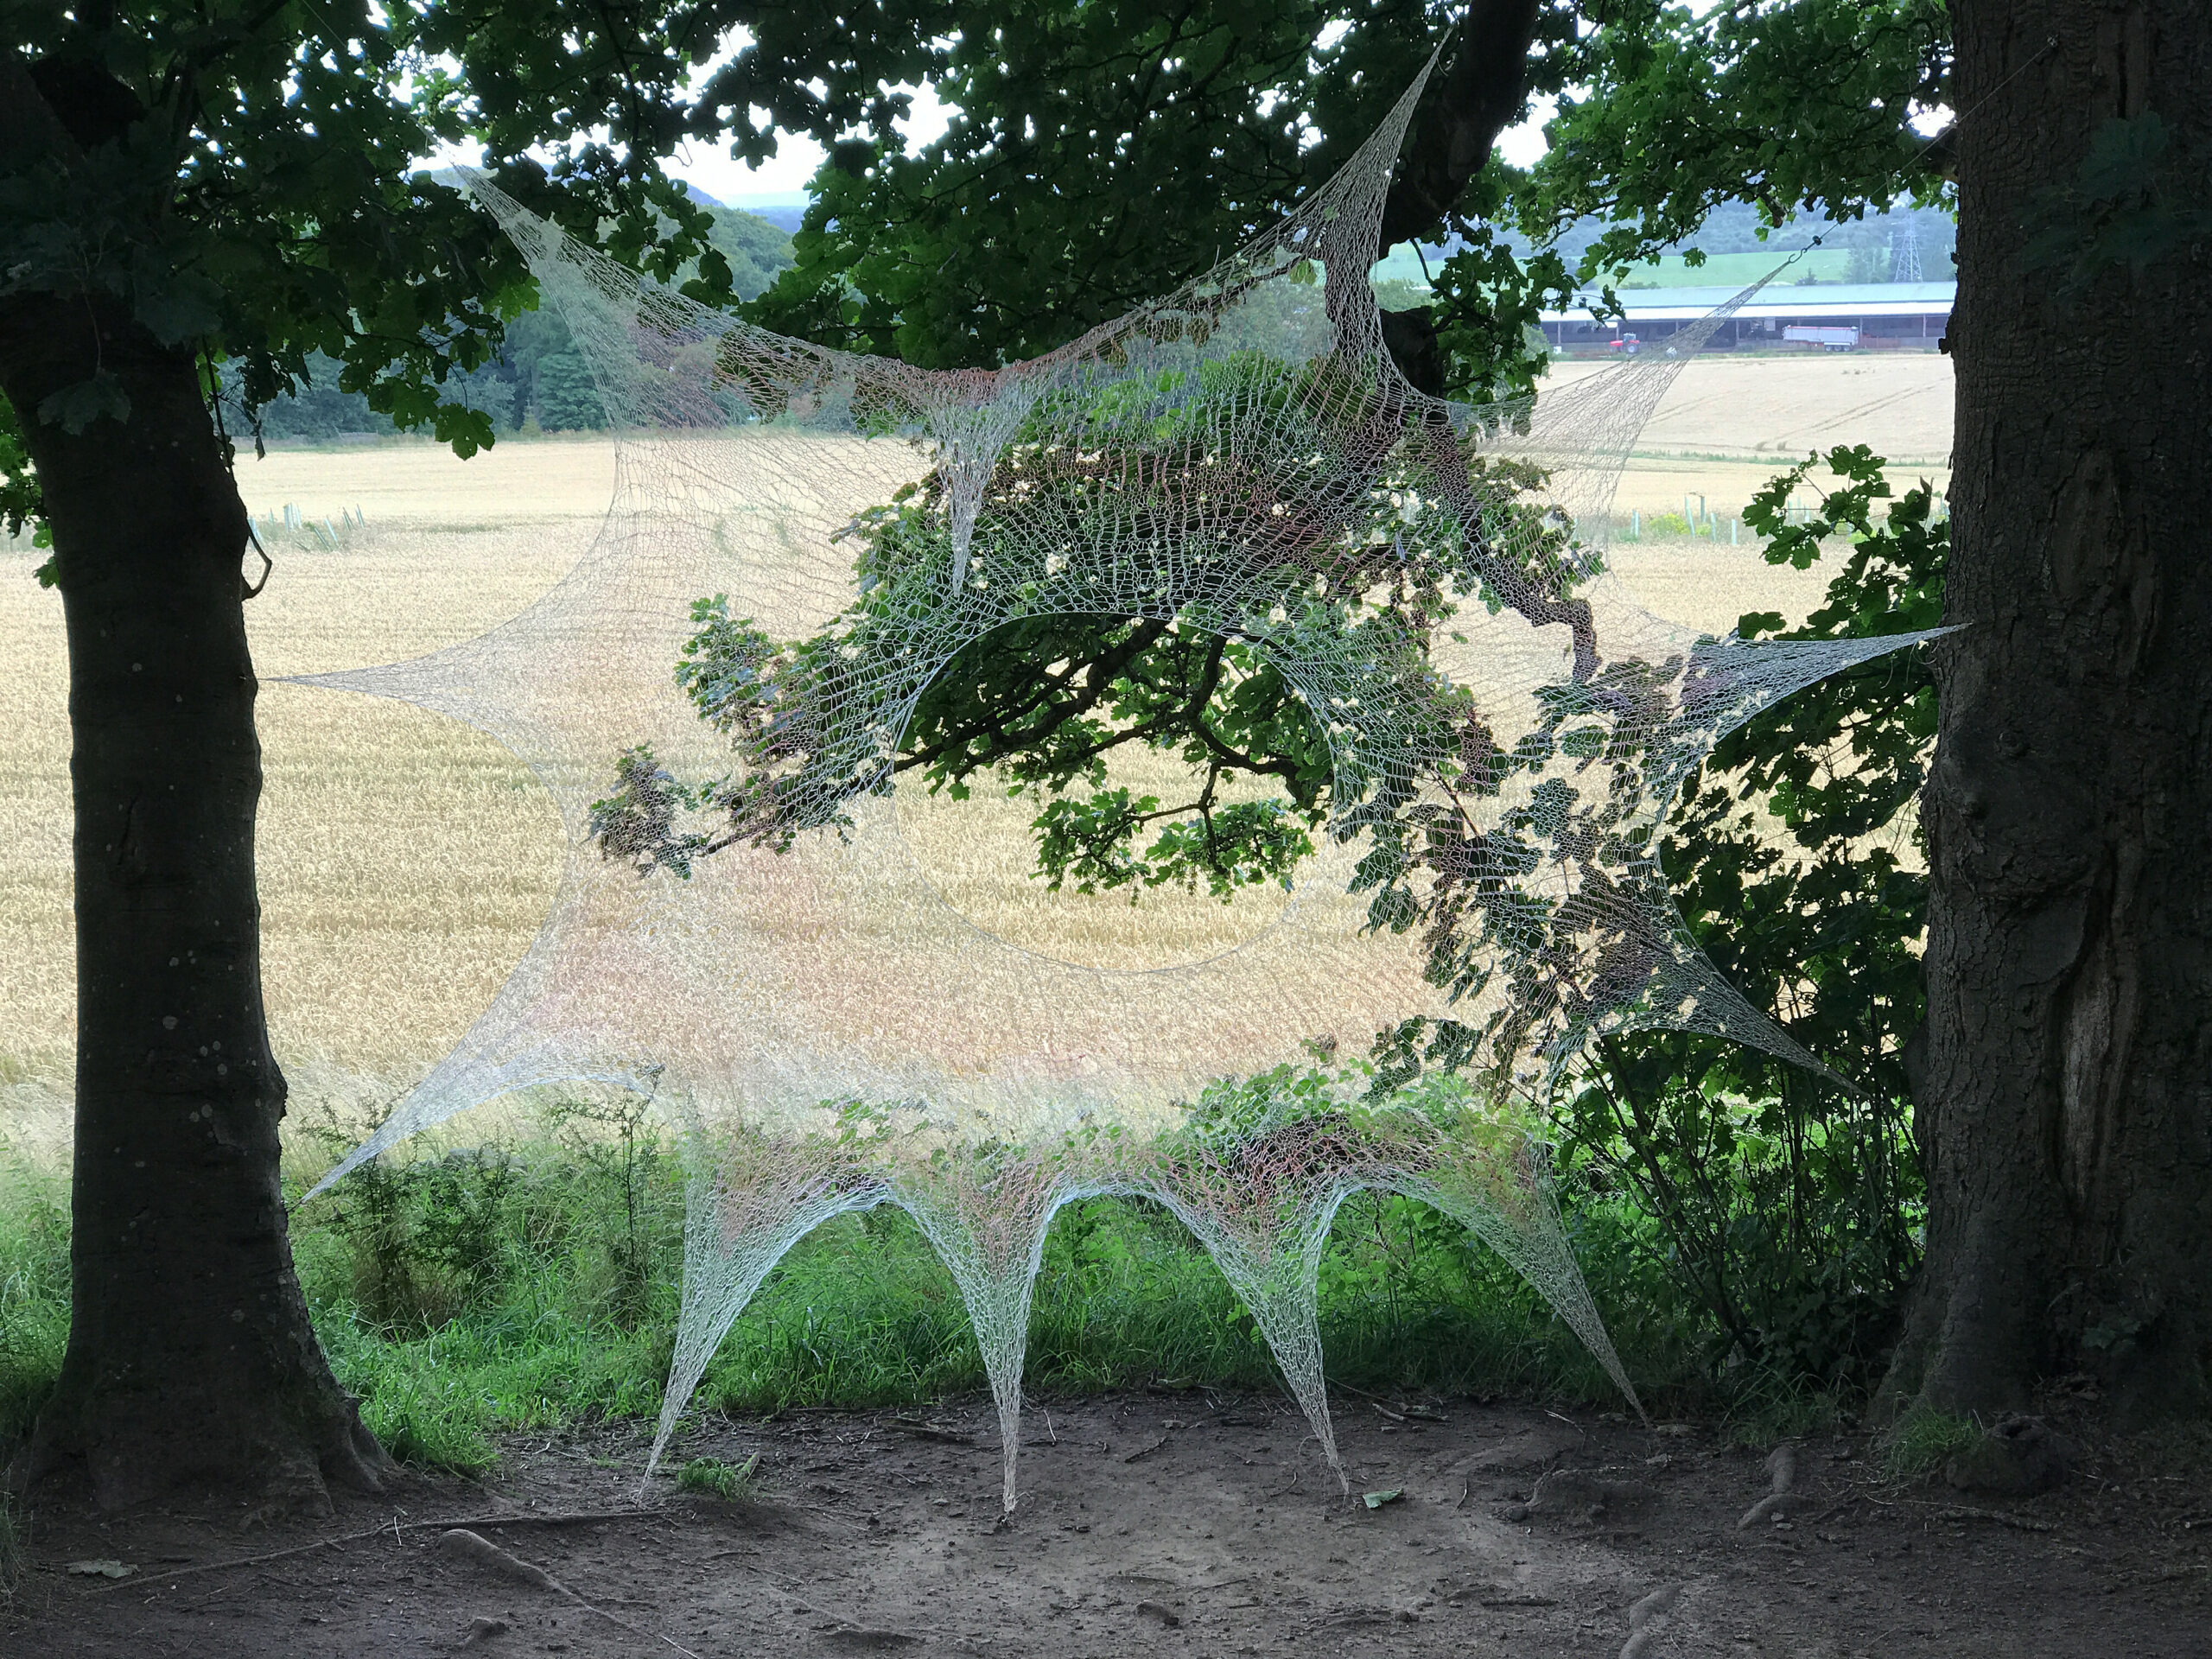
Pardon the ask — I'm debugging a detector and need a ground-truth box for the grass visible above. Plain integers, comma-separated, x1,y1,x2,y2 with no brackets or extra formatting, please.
1611,249,1863,288
0,1125,1722,1478
677,1453,759,1498
0,1158,67,1449
1883,1404,1980,1478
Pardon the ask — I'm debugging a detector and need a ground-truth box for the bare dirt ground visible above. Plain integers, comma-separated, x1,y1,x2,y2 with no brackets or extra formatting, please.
8,1393,2207,1658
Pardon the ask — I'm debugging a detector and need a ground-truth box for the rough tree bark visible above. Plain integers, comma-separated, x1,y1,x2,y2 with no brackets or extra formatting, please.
1376,0,1544,397
1380,0,1543,253
1893,0,2212,1422
1,63,389,1509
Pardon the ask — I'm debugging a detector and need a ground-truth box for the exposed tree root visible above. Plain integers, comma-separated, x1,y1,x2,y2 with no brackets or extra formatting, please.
1736,1443,1798,1529
1618,1581,1684,1658
437,1528,701,1656
80,1507,664,1595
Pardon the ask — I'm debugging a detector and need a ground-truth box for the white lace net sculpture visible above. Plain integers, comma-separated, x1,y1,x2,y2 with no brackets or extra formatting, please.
301,61,1934,1508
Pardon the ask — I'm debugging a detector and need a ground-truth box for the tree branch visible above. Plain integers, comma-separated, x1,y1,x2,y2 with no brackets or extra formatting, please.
0,52,86,174
894,617,1174,778
1376,0,1547,253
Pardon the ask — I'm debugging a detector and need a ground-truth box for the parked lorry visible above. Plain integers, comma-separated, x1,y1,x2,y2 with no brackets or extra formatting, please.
1783,323,1860,351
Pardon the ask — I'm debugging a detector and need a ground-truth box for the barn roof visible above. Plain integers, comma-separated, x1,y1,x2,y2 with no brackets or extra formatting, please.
1540,282,1956,324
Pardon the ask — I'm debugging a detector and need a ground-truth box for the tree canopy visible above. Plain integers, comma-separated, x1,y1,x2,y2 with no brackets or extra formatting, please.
2,2,1954,502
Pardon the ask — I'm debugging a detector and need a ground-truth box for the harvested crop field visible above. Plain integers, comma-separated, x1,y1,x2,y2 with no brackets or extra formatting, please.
0,355,1950,1160
1553,350,1953,469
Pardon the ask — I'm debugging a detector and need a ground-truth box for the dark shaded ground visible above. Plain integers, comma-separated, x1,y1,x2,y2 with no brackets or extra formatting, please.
6,1394,2208,1656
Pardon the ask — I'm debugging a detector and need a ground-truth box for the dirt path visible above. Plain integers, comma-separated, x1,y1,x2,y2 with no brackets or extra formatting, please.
7,1395,2207,1656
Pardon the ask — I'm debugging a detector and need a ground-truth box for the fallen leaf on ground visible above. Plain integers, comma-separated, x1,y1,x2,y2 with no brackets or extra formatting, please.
67,1560,136,1579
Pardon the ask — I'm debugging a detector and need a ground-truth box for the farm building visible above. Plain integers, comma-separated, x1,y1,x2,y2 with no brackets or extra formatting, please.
1540,281,1955,354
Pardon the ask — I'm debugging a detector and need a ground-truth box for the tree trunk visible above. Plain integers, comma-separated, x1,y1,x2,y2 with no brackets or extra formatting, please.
0,289,389,1508
1379,0,1543,252
1891,0,2212,1423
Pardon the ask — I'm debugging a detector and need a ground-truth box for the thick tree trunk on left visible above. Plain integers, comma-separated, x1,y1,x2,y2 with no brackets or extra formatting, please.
0,288,390,1509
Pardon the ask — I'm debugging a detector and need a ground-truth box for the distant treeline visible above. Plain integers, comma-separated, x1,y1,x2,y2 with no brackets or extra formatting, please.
238,194,1948,444
1512,199,1958,271
1393,199,1957,289
237,199,793,442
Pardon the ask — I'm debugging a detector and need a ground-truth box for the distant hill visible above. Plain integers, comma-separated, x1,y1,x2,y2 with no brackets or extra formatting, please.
737,205,808,234
711,190,810,235
1369,200,1955,293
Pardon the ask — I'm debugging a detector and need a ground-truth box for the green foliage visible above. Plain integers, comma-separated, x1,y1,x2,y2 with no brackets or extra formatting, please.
1883,1403,1978,1478
1,0,813,536
692,200,798,302
0,1159,68,1451
208,200,788,449
1555,444,1942,1390
677,1453,759,1498
918,617,1331,904
529,351,606,432
741,3,1431,369
291,1125,685,1472
302,1141,526,1332
1516,2,1952,286
0,398,41,550
1844,244,1890,284
543,1092,673,1327
605,357,1574,922
1423,163,1576,401
728,4,1971,402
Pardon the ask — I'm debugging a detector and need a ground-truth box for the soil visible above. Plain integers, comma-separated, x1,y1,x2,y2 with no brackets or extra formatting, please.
6,1393,2208,1657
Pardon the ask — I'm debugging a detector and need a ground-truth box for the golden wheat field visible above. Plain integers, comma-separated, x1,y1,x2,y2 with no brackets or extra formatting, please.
0,355,1950,1164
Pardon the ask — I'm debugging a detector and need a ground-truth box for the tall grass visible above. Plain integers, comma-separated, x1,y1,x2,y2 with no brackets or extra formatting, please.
0,1116,1707,1477
0,1158,67,1449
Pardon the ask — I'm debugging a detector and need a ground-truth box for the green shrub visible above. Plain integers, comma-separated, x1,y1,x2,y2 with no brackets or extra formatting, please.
0,1160,67,1450
1547,447,1942,1403
677,1453,758,1498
